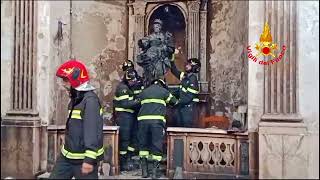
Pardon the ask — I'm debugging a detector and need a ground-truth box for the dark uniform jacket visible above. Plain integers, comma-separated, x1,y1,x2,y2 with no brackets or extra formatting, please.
62,91,104,165
113,81,140,114
131,76,145,97
170,62,200,105
131,76,144,114
137,83,178,123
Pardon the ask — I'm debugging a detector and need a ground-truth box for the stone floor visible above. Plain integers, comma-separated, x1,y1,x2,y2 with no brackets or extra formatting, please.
104,169,168,179
37,158,168,179
38,169,168,179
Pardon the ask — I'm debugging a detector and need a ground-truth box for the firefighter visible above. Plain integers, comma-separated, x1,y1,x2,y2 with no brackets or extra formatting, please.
50,60,104,179
121,60,144,170
170,56,201,127
113,68,141,171
137,79,178,178
122,60,144,94
129,74,144,170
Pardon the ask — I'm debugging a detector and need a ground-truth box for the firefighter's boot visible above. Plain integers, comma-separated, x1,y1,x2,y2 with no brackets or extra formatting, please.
130,151,140,170
147,159,153,175
120,154,128,171
141,157,149,178
152,160,161,179
126,152,135,171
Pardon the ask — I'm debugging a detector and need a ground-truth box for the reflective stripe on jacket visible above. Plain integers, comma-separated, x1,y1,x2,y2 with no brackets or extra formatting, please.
113,82,139,114
170,61,200,105
137,84,178,122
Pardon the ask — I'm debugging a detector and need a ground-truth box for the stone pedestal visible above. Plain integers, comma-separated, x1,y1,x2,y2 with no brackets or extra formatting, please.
1,116,43,179
258,122,309,179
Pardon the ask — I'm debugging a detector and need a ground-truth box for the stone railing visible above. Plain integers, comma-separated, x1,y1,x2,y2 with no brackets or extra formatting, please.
47,125,120,176
167,127,249,179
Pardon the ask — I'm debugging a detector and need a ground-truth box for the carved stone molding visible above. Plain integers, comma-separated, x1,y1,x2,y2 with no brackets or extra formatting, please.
258,122,308,179
133,1,147,16
187,1,200,13
167,127,249,178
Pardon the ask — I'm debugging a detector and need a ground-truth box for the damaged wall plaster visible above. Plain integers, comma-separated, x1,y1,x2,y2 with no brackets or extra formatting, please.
208,1,249,117
71,1,128,124
1,1,249,124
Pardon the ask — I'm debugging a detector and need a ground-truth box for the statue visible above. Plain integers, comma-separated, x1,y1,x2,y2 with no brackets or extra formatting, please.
137,19,175,86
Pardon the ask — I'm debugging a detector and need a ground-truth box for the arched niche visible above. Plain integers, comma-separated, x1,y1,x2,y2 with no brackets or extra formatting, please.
146,4,187,85
128,0,208,93
145,2,188,33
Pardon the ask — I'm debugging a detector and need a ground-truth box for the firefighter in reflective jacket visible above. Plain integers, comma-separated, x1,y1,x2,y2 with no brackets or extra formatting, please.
113,68,140,171
121,60,144,170
50,60,104,179
170,56,201,127
137,79,178,178
122,60,144,96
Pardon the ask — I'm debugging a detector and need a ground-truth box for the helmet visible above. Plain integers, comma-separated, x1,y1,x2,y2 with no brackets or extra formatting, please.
152,79,167,89
122,60,134,71
187,58,201,73
56,60,95,91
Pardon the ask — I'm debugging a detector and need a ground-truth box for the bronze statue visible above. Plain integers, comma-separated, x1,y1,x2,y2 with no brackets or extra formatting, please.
137,19,175,86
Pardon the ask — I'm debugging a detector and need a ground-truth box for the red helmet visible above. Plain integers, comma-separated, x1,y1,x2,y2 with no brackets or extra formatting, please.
56,60,90,89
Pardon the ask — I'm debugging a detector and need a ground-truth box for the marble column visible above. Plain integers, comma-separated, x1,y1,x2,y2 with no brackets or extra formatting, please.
187,1,200,59
199,0,208,93
256,1,309,179
261,1,302,122
7,0,38,115
127,3,135,62
1,1,42,178
132,1,146,62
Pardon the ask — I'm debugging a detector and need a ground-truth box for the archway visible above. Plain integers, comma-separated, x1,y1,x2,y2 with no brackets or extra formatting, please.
148,4,186,85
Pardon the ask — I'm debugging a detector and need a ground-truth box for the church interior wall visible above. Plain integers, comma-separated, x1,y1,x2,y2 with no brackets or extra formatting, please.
297,1,319,178
70,1,128,125
1,1,318,178
1,1,251,124
207,0,249,118
1,1,14,117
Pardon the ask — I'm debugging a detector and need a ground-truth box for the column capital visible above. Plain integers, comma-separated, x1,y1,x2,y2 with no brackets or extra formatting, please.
132,1,147,16
187,0,200,13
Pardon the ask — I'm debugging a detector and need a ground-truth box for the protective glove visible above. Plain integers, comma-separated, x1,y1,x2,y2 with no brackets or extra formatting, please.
170,53,175,62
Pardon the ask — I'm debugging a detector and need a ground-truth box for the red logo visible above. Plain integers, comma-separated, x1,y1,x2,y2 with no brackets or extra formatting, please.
247,22,287,65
